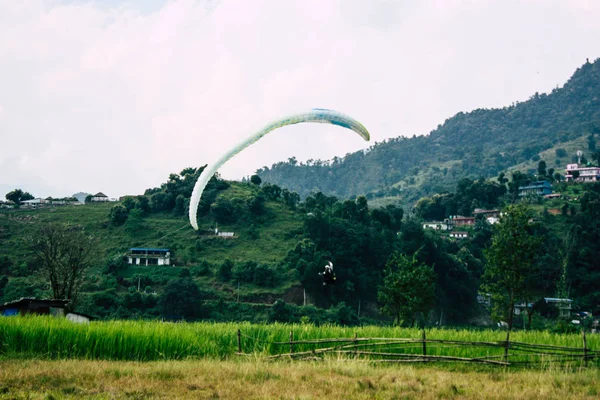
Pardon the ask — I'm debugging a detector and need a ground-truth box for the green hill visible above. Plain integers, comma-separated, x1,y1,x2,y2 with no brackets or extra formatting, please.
257,58,600,203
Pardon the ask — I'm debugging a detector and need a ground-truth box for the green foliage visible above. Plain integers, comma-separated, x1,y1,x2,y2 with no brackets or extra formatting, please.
378,252,436,326
482,204,542,330
109,204,128,225
158,278,202,320
258,59,600,203
250,174,262,186
217,259,234,281
5,189,34,205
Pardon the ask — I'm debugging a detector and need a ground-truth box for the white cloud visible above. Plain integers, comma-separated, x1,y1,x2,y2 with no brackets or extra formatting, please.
0,0,599,197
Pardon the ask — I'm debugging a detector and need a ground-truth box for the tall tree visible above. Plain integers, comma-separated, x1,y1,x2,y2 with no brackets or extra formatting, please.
537,160,547,178
378,252,436,326
31,224,99,303
482,204,542,331
5,189,34,204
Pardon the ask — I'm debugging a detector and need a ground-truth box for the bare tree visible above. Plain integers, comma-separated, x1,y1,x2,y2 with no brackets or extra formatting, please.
31,223,99,303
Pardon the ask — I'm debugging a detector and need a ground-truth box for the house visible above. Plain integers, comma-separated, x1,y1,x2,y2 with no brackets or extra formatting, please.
565,163,600,182
0,298,69,316
542,297,573,318
66,312,93,324
0,200,15,209
217,232,235,238
91,192,110,202
473,209,501,225
20,198,47,208
449,231,468,239
422,221,452,231
45,197,79,206
473,209,500,218
450,216,475,226
127,248,171,266
518,181,553,197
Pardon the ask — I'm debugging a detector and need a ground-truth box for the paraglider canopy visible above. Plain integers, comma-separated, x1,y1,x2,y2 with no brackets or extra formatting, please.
188,109,370,230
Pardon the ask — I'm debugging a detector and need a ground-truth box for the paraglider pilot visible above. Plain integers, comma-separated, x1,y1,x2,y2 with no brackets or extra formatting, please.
319,261,336,286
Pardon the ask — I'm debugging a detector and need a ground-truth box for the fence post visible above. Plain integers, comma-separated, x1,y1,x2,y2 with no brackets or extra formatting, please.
290,330,294,354
583,329,588,367
422,330,427,359
237,329,242,353
504,330,510,364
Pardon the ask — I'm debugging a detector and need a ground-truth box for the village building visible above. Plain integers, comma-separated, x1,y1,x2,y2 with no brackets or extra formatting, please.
91,192,110,202
450,216,475,226
0,298,93,323
422,221,452,231
449,231,468,239
127,248,171,266
20,198,47,207
1,298,69,316
518,181,553,197
565,163,600,182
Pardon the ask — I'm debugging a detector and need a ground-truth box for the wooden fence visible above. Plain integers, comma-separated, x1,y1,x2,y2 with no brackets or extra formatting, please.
236,329,599,367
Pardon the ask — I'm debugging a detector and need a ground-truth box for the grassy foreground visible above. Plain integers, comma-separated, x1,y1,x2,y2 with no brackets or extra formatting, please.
2,316,599,361
1,359,599,399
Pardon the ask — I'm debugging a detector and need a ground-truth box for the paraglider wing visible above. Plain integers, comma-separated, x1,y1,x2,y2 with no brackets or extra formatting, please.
188,109,370,230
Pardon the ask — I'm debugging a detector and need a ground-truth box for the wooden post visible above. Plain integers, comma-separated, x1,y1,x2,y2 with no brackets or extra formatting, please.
290,330,294,354
237,329,242,353
422,330,427,359
583,329,588,367
504,330,510,364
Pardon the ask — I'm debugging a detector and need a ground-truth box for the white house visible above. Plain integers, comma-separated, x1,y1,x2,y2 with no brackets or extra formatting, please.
422,221,452,231
127,248,171,266
449,231,468,239
20,198,47,207
565,163,600,182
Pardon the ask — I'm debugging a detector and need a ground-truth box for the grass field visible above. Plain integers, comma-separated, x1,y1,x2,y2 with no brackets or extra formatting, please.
1,358,599,399
2,316,598,363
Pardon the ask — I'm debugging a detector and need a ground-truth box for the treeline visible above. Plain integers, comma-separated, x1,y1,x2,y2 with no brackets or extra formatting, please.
257,59,600,202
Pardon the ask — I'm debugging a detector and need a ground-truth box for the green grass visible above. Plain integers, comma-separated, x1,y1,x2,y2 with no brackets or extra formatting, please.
0,183,303,268
1,316,598,364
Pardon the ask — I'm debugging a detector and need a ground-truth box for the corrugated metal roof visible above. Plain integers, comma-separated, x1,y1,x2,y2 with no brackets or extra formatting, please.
129,248,170,252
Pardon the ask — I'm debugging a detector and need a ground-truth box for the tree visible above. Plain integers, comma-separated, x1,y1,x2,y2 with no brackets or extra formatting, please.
109,204,128,225
482,204,542,331
378,252,436,326
537,160,547,178
588,134,596,151
158,278,202,320
571,170,580,181
250,174,262,186
31,223,99,304
5,189,34,205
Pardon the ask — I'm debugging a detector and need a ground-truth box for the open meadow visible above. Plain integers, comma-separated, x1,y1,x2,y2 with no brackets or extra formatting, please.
1,358,600,399
2,316,600,398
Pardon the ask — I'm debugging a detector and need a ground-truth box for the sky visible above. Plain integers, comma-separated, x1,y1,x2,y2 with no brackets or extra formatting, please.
1,0,599,199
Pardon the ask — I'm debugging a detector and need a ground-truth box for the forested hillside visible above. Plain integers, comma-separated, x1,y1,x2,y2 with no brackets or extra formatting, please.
257,59,600,202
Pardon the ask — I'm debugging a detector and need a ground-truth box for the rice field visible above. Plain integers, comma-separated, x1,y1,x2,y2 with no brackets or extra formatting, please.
1,315,598,366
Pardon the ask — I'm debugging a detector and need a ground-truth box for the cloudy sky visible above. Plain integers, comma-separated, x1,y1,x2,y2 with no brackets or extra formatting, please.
1,0,599,198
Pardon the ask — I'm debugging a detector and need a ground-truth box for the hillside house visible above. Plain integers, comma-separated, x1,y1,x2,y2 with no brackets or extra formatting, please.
0,200,15,209
518,181,552,197
450,216,475,226
565,163,600,182
473,209,501,225
91,192,110,202
449,231,468,239
20,198,48,208
127,248,171,266
422,221,452,231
